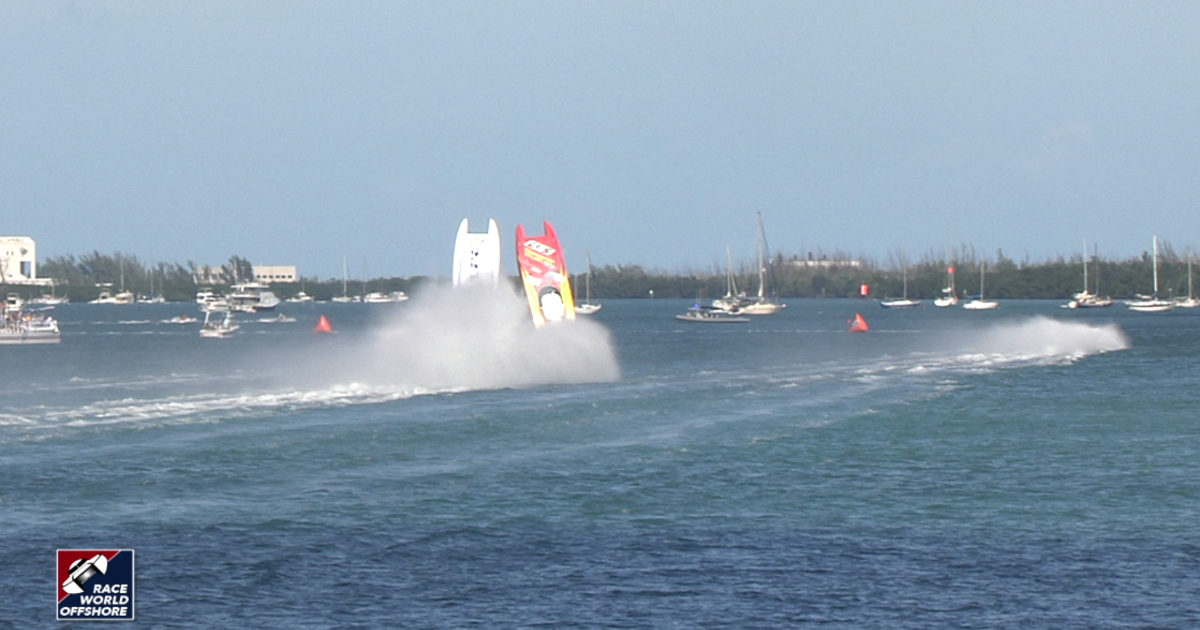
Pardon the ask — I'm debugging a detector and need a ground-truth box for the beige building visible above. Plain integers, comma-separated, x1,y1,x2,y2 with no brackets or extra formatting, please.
0,236,51,285
253,265,297,283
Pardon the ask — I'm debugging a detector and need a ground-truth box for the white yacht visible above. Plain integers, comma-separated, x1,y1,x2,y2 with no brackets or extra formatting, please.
363,291,408,303
227,282,281,312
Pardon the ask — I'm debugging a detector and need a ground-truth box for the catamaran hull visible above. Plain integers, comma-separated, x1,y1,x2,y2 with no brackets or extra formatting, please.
453,218,502,286
516,221,576,327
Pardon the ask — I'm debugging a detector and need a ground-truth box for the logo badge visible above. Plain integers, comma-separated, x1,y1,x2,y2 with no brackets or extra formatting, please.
57,549,135,621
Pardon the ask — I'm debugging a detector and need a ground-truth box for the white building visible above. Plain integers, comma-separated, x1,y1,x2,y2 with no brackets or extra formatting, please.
192,263,298,285
788,254,863,269
0,236,51,285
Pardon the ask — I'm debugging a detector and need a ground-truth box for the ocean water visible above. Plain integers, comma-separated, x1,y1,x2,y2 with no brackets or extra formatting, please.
4,288,1199,628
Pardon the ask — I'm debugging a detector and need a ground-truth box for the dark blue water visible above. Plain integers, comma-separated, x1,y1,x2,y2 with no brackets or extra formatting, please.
4,293,1199,628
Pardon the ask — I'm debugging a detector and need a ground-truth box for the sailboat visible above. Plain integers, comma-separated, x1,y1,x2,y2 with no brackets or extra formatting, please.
1065,239,1113,308
331,256,355,303
712,245,746,312
89,261,135,304
576,249,601,314
880,266,920,308
962,261,998,310
1126,236,1173,312
740,212,785,315
1175,253,1198,308
934,263,958,307
27,282,69,306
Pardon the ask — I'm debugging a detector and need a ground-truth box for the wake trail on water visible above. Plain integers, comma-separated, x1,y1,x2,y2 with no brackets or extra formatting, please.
932,315,1129,365
645,316,1135,437
0,285,620,437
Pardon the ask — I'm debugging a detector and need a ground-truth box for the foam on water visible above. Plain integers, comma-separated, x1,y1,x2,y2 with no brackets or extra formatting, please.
298,283,621,391
937,315,1129,365
716,315,1133,431
1,285,621,436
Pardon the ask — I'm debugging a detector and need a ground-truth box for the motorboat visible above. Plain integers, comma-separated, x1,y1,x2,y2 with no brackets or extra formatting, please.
199,309,239,338
452,218,502,287
1066,293,1114,309
1,304,60,344
675,305,750,323
227,282,281,312
89,289,134,304
27,289,69,306
196,289,229,311
364,291,409,303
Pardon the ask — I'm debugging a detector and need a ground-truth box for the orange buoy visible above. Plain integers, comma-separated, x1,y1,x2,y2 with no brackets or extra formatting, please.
848,313,869,333
314,315,333,333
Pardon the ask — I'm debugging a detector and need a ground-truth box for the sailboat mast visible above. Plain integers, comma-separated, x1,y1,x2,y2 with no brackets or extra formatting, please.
1189,253,1194,299
1152,235,1160,296
585,249,592,303
1082,239,1088,294
980,261,986,299
755,238,766,299
755,212,774,299
724,244,737,297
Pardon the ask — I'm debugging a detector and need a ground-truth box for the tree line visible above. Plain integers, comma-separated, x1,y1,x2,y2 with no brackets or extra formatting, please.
2,246,1194,303
5,252,428,303
579,245,1197,301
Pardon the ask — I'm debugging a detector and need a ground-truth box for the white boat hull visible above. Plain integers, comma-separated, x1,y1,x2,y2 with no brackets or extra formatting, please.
453,218,502,286
1126,300,1173,312
741,301,784,315
676,307,749,323
0,330,60,344
879,299,921,308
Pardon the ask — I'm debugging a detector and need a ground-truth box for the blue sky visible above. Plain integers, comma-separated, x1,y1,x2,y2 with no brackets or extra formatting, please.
3,2,1200,280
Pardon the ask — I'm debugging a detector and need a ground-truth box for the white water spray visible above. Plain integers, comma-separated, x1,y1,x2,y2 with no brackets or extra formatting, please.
312,283,620,393
941,315,1130,364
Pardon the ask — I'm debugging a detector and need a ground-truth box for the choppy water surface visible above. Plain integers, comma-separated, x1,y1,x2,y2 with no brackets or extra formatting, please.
4,290,1199,628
